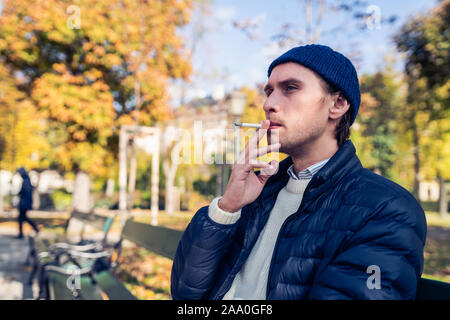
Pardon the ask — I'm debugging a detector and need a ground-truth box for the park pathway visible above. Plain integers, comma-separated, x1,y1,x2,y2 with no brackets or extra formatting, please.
0,225,37,299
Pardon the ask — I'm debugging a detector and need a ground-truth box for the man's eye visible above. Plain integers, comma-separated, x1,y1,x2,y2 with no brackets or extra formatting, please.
285,85,297,92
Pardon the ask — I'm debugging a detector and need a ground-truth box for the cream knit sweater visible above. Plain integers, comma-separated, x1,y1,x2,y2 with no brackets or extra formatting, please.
208,177,311,300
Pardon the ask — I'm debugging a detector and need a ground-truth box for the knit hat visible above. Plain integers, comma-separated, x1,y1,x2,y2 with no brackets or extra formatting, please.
267,44,360,125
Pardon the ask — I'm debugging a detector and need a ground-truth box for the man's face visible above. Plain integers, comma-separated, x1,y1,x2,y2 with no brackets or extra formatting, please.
263,62,332,156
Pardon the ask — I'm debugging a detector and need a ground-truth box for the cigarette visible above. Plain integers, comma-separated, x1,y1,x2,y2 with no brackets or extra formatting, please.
234,121,262,129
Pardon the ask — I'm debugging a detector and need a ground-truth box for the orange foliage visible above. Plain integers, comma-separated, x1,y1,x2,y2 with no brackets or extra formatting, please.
0,0,193,176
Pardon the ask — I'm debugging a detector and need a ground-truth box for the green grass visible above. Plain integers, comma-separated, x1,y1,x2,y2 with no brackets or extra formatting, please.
115,245,173,300
425,211,450,228
421,211,450,283
129,210,194,231
421,274,450,282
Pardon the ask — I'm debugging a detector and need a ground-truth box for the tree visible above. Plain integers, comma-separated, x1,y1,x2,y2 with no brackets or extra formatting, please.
0,62,50,212
394,0,450,216
0,0,193,210
234,0,397,65
357,61,406,180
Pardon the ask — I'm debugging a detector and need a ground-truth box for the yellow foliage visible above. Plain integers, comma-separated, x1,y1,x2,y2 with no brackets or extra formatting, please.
0,64,50,170
0,0,194,178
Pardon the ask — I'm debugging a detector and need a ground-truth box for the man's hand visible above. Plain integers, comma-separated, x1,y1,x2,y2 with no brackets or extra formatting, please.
218,120,280,213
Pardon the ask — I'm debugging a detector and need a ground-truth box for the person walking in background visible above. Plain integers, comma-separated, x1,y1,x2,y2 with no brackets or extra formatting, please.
16,167,39,239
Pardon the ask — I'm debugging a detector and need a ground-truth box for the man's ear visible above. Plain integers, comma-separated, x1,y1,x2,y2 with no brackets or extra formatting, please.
329,93,350,121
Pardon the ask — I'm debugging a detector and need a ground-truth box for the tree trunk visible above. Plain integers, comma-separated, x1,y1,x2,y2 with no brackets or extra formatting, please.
32,171,40,210
412,123,421,200
150,146,159,226
106,178,115,198
163,142,182,216
216,164,223,196
72,171,93,213
438,176,448,218
119,127,128,222
0,169,3,214
163,160,176,216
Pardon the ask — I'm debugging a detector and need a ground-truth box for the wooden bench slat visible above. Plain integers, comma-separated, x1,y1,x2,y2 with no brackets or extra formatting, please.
94,271,138,300
47,272,103,300
71,211,113,232
29,210,119,300
416,278,450,300
122,220,183,260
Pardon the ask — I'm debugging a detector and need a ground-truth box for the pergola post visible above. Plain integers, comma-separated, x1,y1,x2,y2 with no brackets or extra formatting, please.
151,130,160,225
119,126,128,226
119,125,160,226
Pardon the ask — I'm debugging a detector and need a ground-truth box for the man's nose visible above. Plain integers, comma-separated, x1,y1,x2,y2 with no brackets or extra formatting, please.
263,96,281,113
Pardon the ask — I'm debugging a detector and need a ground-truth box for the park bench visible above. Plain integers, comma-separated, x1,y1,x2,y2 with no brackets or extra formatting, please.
27,210,116,297
43,217,184,300
416,278,450,300
27,210,115,265
39,215,450,300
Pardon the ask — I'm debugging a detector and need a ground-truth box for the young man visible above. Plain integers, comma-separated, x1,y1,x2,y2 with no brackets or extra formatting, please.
171,44,427,300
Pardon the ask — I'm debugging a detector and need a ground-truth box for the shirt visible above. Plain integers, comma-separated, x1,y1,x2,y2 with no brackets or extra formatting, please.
287,158,330,180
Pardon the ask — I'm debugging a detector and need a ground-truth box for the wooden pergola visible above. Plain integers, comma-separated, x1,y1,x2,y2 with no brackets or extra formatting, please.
119,125,160,226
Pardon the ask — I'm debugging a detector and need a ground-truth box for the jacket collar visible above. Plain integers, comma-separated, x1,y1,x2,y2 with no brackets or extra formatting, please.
215,140,363,299
259,139,362,205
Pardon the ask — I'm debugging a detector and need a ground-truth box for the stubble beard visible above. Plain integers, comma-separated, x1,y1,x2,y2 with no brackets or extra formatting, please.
270,123,326,157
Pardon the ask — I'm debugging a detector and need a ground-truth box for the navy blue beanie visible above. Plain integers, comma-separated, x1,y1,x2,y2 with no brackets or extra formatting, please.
267,44,360,125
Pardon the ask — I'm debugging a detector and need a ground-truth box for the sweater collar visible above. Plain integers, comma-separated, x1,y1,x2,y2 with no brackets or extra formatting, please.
285,178,311,194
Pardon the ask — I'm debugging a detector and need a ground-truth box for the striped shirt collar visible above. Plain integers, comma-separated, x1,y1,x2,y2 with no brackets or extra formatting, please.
287,158,330,180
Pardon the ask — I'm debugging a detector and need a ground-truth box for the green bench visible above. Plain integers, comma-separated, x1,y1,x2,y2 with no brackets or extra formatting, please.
27,210,115,267
44,217,184,300
46,267,137,300
27,210,116,298
38,214,450,300
416,278,450,300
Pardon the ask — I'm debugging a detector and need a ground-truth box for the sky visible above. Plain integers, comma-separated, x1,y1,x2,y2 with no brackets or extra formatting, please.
171,0,439,105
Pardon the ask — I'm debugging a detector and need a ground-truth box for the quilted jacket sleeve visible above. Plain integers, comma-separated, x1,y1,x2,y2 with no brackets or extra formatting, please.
308,194,427,300
171,203,241,299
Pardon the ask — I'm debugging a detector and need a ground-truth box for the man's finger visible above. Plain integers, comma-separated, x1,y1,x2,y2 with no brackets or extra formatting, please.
259,160,279,176
245,120,269,153
241,160,273,174
249,143,281,159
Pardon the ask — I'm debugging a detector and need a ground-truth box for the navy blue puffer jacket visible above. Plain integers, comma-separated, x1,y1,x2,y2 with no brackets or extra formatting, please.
171,140,427,300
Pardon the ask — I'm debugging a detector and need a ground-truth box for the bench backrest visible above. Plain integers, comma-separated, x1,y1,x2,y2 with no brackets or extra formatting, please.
118,218,450,300
65,210,116,243
416,278,450,300
121,220,183,260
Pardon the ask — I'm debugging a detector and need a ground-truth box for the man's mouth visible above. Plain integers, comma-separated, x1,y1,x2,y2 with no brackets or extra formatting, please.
268,121,282,130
